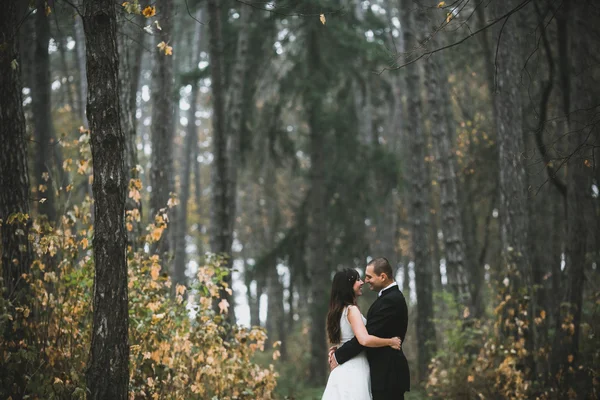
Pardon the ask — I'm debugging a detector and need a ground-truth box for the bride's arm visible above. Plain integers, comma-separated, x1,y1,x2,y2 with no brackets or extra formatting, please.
347,306,401,349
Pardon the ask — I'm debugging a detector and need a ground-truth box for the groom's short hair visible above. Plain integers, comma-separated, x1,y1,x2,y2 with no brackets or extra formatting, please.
368,257,394,280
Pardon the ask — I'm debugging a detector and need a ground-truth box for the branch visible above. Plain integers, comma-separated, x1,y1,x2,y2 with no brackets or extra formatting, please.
532,0,567,196
377,0,532,74
184,0,203,25
234,0,345,18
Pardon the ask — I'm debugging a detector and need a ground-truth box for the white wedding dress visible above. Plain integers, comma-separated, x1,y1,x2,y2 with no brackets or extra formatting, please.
322,305,371,400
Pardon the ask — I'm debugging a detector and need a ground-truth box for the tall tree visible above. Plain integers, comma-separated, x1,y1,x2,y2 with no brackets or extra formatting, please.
82,0,129,398
401,2,436,382
0,0,34,353
207,0,242,323
226,4,252,250
150,0,175,257
32,0,57,221
174,7,205,288
492,0,531,326
423,44,471,309
551,0,599,383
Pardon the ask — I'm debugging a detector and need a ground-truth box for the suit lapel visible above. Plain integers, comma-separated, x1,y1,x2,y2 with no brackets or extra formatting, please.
367,295,382,320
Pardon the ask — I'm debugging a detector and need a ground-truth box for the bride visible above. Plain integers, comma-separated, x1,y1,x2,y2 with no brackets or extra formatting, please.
322,268,401,400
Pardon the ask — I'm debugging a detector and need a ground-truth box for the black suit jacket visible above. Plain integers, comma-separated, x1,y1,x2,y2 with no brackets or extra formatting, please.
334,285,410,393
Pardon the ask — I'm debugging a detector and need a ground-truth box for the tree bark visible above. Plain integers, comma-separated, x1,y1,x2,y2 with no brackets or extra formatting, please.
150,0,175,257
493,0,530,286
402,3,436,382
82,1,129,398
0,0,33,324
32,0,57,222
424,49,471,308
0,6,33,396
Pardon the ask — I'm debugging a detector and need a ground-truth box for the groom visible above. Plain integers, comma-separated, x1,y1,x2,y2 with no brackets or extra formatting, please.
329,257,410,399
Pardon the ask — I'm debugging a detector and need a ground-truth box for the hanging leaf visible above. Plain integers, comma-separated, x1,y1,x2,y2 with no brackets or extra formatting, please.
320,14,326,25
142,6,156,18
157,41,173,56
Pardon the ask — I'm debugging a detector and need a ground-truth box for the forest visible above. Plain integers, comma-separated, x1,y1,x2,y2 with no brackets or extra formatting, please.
0,0,599,399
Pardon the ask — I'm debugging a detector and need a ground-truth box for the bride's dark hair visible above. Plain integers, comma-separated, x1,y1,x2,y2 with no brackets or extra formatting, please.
326,268,360,344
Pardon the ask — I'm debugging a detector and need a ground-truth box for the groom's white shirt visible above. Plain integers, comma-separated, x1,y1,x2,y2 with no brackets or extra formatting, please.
378,282,397,297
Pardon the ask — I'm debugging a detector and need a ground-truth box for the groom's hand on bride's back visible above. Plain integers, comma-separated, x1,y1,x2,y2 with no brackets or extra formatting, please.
328,353,339,371
327,347,339,371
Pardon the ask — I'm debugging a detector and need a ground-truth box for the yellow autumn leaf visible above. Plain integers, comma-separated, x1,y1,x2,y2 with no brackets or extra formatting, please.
129,188,141,204
157,41,173,56
273,350,281,360
438,1,446,7
320,14,326,25
46,5,52,16
467,375,474,382
80,238,89,249
176,284,186,296
150,264,161,280
540,310,546,320
142,6,156,18
568,354,574,363
446,12,453,23
151,227,163,242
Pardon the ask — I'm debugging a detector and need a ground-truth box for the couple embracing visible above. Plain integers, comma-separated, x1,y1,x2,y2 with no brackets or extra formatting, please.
322,257,410,400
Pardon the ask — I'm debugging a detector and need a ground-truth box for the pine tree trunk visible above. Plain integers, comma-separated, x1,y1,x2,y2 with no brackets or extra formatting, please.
174,9,205,288
551,0,598,381
402,3,436,382
207,0,236,323
32,0,56,222
493,0,530,291
0,0,34,338
306,23,329,386
424,53,471,309
150,0,175,257
82,1,129,398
